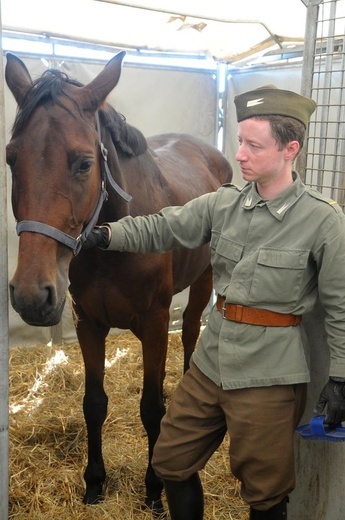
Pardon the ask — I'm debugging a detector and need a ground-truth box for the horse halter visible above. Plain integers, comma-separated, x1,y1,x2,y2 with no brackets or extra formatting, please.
15,113,132,255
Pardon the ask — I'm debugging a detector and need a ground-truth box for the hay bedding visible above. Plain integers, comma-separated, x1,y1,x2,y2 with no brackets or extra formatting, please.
9,331,248,519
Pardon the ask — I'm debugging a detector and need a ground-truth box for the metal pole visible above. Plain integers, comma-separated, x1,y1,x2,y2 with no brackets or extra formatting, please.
0,2,9,517
214,62,225,151
296,0,322,181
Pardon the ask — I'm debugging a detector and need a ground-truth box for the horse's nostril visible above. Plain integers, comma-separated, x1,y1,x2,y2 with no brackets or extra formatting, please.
9,282,15,304
9,278,19,302
44,284,56,307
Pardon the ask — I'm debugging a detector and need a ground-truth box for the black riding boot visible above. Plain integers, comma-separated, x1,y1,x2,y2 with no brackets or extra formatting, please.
163,473,204,520
250,497,288,519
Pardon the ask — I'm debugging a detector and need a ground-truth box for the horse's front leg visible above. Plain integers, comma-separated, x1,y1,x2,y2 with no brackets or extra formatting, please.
76,314,109,505
137,310,170,515
82,369,108,504
182,264,213,372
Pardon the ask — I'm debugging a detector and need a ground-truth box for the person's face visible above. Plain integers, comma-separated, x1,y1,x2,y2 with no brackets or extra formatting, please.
235,118,289,187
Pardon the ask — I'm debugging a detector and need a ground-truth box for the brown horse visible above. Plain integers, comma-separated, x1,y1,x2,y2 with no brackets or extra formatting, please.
5,51,233,513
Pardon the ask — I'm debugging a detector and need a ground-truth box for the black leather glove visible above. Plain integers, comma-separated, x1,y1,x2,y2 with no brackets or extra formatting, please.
314,377,345,425
81,225,111,250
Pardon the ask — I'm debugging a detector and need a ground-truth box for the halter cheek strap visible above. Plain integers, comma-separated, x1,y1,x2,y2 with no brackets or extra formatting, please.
16,112,132,255
97,112,132,205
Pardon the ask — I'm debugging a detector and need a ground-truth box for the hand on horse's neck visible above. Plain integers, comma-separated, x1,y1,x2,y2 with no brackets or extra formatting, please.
256,171,294,200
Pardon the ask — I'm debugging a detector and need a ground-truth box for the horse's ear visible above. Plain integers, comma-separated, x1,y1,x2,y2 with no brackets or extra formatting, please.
5,53,33,105
77,51,126,112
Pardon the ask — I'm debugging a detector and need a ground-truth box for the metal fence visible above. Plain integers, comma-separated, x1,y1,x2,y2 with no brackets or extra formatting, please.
299,0,345,209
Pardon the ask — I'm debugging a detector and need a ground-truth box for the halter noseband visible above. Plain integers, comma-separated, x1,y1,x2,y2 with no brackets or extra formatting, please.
15,113,132,255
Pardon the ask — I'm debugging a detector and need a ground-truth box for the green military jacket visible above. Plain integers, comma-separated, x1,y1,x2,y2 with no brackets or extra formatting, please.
107,173,345,389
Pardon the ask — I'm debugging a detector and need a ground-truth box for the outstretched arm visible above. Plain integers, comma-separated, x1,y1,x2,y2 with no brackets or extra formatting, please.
82,191,218,253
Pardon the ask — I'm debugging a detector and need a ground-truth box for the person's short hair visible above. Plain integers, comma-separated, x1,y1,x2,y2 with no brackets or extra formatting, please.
253,114,306,154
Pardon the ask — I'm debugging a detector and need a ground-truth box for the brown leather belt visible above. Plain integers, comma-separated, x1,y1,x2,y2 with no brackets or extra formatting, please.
216,295,302,327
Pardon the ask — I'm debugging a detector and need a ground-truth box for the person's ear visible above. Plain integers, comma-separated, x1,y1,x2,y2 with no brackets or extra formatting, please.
285,140,300,161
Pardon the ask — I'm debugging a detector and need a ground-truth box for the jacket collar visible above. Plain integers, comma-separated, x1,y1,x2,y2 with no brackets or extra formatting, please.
241,172,306,221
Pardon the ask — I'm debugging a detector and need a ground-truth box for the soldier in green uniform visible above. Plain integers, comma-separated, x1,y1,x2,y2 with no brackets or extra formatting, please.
83,86,345,519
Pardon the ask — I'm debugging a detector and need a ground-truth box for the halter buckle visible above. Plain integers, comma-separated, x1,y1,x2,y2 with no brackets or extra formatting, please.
100,142,108,161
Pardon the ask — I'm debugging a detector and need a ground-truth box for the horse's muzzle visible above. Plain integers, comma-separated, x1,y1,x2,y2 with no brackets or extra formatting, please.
9,278,66,327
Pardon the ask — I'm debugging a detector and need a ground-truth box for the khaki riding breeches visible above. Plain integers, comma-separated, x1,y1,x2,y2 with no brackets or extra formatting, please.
152,359,307,510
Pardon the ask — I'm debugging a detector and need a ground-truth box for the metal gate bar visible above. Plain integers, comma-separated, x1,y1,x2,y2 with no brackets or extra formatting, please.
299,0,345,210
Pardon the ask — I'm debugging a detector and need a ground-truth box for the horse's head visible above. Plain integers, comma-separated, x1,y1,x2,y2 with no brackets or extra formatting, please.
5,51,126,326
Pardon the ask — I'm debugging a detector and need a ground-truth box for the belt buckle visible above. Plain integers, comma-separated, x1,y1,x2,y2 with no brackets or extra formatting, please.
222,301,227,319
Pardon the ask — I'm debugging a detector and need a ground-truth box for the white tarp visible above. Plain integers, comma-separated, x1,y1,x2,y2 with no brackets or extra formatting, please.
1,0,307,63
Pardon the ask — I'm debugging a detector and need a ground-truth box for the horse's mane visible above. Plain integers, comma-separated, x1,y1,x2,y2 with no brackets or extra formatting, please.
99,105,147,157
12,69,148,157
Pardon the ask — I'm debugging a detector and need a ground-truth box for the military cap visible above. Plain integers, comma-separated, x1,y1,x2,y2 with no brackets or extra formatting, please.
234,85,316,128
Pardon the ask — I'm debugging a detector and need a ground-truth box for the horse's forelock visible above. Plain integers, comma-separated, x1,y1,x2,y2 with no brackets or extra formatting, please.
12,70,84,136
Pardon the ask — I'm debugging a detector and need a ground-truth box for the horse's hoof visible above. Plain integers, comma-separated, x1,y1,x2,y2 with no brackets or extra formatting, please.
143,497,167,518
83,483,104,505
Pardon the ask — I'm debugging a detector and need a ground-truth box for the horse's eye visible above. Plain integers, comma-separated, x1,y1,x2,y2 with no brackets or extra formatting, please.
78,159,93,174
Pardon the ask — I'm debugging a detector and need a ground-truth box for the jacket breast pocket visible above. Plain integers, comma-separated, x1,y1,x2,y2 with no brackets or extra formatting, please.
211,234,244,284
248,248,310,306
